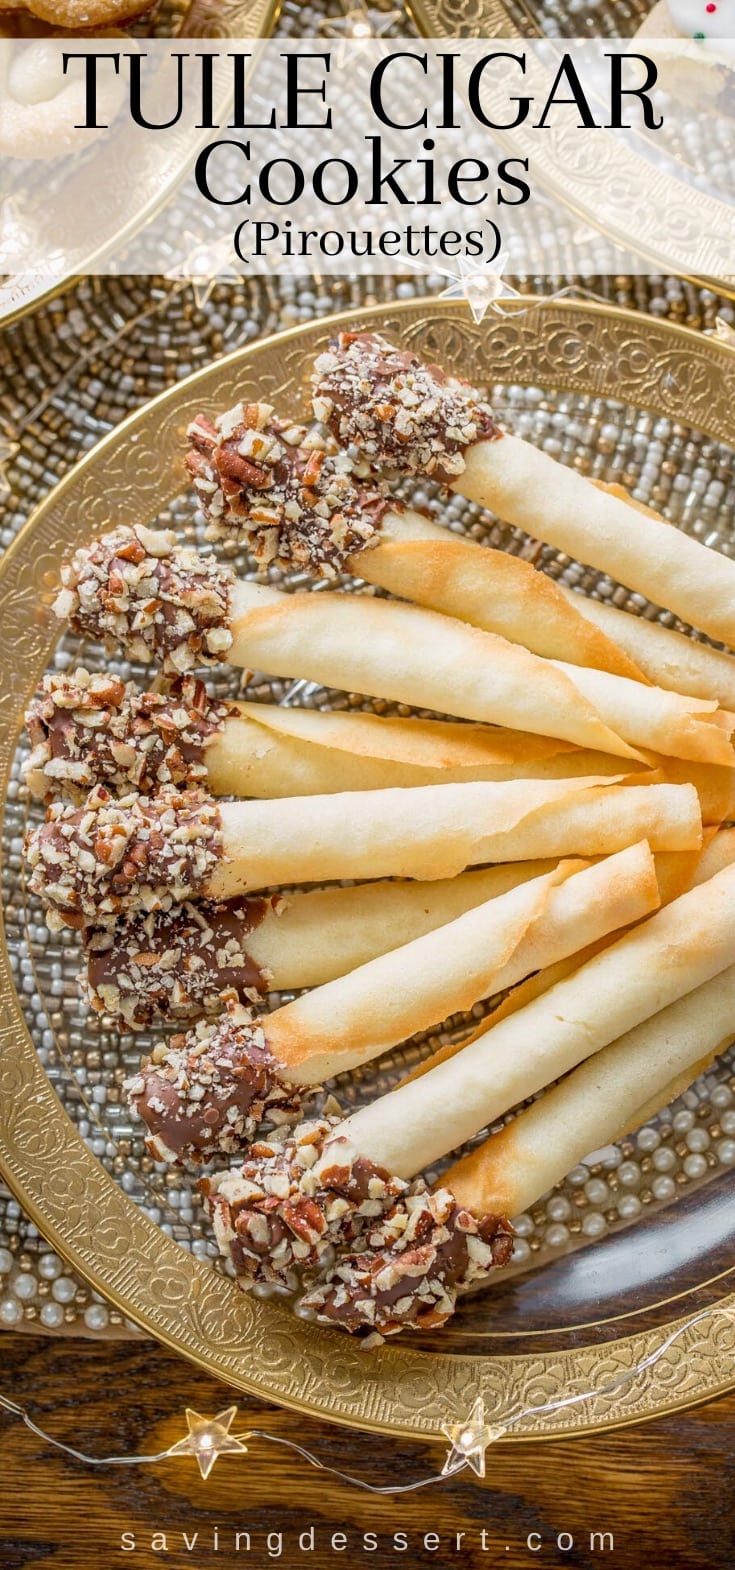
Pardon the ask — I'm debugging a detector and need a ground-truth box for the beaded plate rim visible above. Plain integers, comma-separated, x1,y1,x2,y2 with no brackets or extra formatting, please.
2,295,735,1439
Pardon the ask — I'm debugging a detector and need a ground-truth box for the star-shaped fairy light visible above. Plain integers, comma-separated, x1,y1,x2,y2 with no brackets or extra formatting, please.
318,2,401,66
439,251,521,325
166,1406,252,1480
165,232,241,311
711,315,735,348
441,1396,506,1479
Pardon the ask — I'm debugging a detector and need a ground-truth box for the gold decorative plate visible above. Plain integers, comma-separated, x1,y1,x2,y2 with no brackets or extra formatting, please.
2,296,735,1439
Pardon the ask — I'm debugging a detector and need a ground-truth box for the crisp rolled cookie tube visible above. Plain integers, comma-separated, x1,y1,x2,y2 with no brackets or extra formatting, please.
186,401,644,682
188,405,735,709
312,332,735,650
232,587,732,769
299,965,735,1339
399,828,735,1087
201,844,660,1271
446,965,735,1220
26,775,700,930
23,667,637,806
187,414,735,766
84,860,563,1028
53,524,640,760
557,586,735,711
127,851,656,1161
334,860,735,1180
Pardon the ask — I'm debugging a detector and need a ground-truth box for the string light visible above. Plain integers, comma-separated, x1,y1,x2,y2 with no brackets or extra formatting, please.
318,2,402,66
165,232,242,311
167,1406,252,1479
1,1299,733,1491
441,1397,506,1479
439,252,521,325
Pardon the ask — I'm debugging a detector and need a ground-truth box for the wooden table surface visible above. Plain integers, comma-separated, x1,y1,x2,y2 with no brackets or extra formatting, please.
1,1331,734,1570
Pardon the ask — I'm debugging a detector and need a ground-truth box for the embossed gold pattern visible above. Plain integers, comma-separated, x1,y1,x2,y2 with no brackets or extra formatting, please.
2,297,735,1438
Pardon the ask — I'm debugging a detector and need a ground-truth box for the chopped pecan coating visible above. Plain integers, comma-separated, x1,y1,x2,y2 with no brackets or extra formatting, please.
53,523,234,674
186,402,388,577
24,668,234,802
84,894,278,1029
203,1120,408,1292
311,331,501,483
300,1186,514,1340
125,1003,299,1164
25,783,222,931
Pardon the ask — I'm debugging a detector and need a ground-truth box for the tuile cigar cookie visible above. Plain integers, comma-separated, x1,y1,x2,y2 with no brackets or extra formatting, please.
205,1123,513,1325
300,944,735,1339
23,667,640,807
311,331,735,652
125,847,658,1164
187,417,735,772
25,775,701,931
216,854,735,1292
83,861,563,1029
189,399,735,711
444,963,735,1222
222,861,735,1336
187,400,643,673
556,584,735,712
186,403,735,767
398,827,735,1087
51,524,645,761
332,861,735,1185
30,666,732,823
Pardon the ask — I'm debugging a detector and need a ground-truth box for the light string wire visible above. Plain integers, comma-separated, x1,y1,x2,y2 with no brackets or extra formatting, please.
1,1299,733,1491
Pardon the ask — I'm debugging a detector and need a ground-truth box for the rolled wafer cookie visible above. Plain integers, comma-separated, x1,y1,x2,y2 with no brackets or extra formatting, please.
25,775,700,930
202,843,661,1278
444,965,735,1220
35,665,733,823
332,860,735,1184
300,967,735,1341
126,847,658,1163
186,407,735,766
285,866,735,1338
189,401,735,710
83,860,563,1028
23,667,639,806
50,523,644,761
186,402,644,681
312,332,735,651
401,826,735,1086
557,584,735,711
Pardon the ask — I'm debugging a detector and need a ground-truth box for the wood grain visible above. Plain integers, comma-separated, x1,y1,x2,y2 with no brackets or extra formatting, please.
0,1333,734,1569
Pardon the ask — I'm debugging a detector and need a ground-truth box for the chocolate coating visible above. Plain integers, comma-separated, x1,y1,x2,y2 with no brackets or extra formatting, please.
53,523,234,674
24,669,234,802
125,1004,299,1164
25,783,222,930
203,1120,407,1291
186,403,388,576
84,895,276,1028
300,1186,514,1340
312,331,501,482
